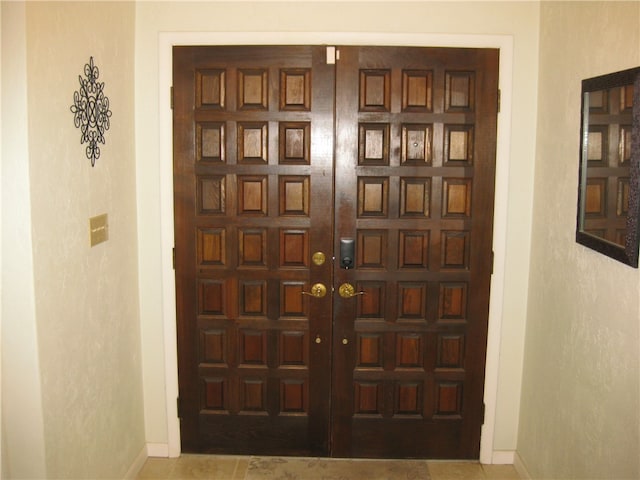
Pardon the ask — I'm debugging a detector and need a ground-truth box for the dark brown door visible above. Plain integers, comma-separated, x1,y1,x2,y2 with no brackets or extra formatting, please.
331,47,498,459
173,45,498,459
173,46,335,455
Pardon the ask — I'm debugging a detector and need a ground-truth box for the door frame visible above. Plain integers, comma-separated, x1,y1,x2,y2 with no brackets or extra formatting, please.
158,31,514,464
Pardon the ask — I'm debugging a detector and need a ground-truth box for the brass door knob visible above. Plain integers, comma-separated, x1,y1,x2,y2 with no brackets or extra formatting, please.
338,283,365,298
312,251,326,266
302,283,327,298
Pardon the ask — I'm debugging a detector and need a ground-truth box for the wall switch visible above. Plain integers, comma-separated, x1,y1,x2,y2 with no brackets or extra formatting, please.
89,213,109,247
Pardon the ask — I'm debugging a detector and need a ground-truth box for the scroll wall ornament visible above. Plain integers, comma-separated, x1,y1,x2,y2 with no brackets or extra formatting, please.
70,57,112,166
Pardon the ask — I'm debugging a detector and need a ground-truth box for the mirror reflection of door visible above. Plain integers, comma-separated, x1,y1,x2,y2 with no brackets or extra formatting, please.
582,82,634,247
172,45,499,459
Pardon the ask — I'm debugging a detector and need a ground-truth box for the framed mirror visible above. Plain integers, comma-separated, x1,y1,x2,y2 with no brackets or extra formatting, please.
576,66,640,267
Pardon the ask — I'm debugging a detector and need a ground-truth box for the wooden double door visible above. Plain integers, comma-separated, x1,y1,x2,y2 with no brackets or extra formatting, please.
173,45,498,459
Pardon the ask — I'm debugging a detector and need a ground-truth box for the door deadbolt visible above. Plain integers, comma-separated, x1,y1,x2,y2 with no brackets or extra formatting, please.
340,238,355,269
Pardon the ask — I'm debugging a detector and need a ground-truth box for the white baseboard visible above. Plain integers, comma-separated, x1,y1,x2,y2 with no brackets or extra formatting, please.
147,443,170,458
124,445,148,479
513,451,532,479
491,450,515,464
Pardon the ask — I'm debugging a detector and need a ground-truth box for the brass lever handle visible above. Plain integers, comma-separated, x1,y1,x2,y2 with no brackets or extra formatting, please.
338,283,365,299
301,283,327,298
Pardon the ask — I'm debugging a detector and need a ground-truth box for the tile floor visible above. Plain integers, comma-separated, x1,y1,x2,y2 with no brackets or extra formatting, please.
136,454,522,480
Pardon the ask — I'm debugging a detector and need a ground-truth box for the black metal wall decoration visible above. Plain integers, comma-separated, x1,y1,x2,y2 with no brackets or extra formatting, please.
70,57,112,167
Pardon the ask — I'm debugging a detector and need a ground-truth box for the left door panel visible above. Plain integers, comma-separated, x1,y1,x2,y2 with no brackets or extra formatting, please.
173,46,335,455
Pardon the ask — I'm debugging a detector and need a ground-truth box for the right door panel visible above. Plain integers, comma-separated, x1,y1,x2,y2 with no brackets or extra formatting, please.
332,46,499,459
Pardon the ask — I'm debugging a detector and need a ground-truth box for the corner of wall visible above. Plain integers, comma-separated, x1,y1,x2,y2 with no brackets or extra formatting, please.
513,451,532,479
124,445,148,479
1,2,47,477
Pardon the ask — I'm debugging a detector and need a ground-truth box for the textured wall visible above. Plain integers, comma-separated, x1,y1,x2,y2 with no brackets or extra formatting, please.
1,3,47,478
135,1,541,456
519,2,640,479
22,2,144,478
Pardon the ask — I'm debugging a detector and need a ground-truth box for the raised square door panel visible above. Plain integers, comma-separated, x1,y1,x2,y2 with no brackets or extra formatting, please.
279,122,311,164
201,329,227,365
197,122,226,162
359,70,391,112
280,281,307,317
402,70,433,112
238,69,268,110
197,228,226,267
280,69,311,111
238,228,267,267
238,123,268,164
445,71,475,112
445,125,474,164
356,230,388,269
196,69,225,109
401,125,433,165
198,176,226,214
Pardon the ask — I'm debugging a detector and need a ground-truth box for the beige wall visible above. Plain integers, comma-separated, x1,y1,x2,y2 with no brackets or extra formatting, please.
135,1,540,458
2,2,145,478
1,3,46,478
519,2,640,479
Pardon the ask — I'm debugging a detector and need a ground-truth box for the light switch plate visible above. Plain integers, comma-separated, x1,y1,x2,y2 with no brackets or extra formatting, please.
89,213,108,247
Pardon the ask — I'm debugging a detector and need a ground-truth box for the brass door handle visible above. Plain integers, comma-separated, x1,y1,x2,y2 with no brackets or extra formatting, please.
338,283,365,298
301,283,327,298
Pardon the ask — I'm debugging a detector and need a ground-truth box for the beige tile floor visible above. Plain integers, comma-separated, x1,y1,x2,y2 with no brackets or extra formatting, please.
137,454,522,480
